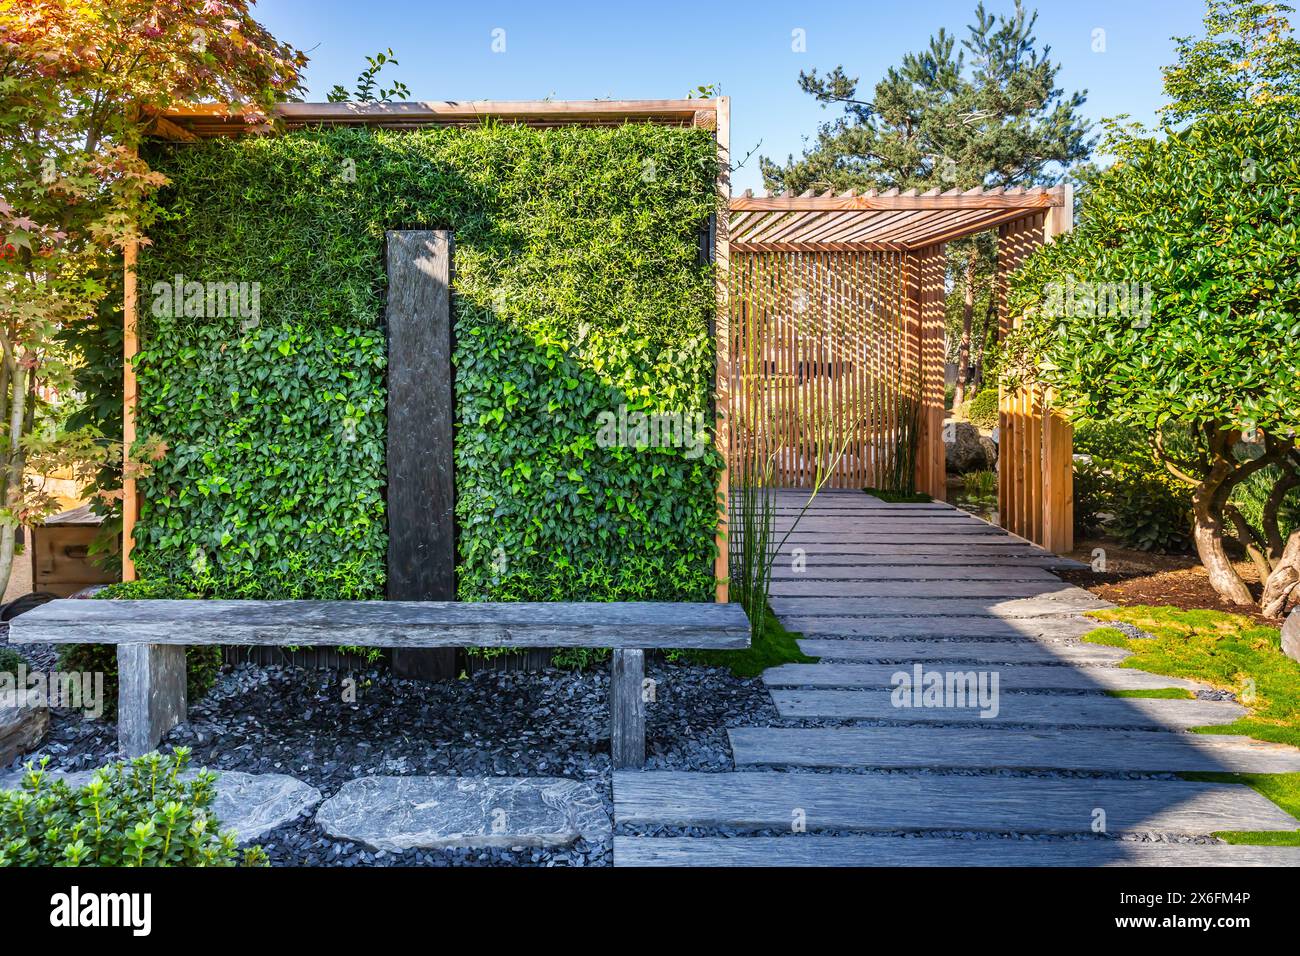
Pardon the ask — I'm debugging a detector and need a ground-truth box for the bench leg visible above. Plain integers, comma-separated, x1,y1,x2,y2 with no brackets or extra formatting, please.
609,649,645,769
117,644,187,758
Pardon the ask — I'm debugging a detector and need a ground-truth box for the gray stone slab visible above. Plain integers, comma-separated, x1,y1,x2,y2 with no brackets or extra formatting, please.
762,663,1197,691
729,726,1300,774
8,599,749,649
614,836,1300,867
612,770,1299,834
796,638,1128,664
314,776,609,852
770,594,1112,617
769,565,1062,581
768,580,1081,599
779,615,1101,640
0,767,319,844
770,689,1246,729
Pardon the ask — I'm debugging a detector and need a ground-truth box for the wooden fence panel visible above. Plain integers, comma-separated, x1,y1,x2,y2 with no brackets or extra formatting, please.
729,250,943,492
996,208,1074,552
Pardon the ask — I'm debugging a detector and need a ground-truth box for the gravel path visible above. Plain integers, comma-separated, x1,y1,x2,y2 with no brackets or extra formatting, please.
1,624,774,867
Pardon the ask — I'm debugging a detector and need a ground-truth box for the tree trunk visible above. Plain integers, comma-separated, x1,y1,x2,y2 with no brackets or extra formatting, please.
0,363,27,600
1261,531,1300,618
953,255,976,406
1192,481,1255,606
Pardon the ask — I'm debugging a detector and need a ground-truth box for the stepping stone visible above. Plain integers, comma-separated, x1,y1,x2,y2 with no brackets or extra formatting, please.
729,726,1300,774
771,690,1246,730
0,705,47,766
796,638,1128,665
613,770,1299,835
762,662,1194,692
780,615,1100,640
0,767,320,844
614,836,1300,868
769,595,1112,617
314,776,609,852
769,565,1062,581
769,580,1079,599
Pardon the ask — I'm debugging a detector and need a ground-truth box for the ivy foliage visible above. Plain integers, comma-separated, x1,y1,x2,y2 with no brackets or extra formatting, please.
131,123,721,602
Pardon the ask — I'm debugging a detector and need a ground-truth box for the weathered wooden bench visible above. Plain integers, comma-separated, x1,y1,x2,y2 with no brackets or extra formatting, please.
7,600,749,767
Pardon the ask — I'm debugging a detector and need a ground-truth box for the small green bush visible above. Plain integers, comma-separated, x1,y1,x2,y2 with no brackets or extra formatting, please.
966,389,999,429
1108,460,1193,553
0,749,267,866
0,645,24,675
961,469,997,498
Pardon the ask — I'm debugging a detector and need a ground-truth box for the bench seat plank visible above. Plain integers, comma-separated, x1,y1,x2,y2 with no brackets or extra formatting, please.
8,600,751,649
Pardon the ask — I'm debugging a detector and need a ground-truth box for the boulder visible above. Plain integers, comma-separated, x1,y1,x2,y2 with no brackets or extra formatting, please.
945,421,992,473
978,435,998,470
315,776,610,852
1283,608,1300,664
0,705,47,767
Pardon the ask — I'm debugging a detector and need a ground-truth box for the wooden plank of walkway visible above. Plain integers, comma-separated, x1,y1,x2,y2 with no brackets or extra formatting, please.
769,565,1063,581
781,532,1011,542
769,594,1113,618
775,519,995,532
772,555,1079,570
769,689,1246,729
774,543,1082,559
612,771,1300,834
796,638,1129,664
762,662,1197,691
729,726,1300,774
780,615,1101,639
767,580,1084,599
614,836,1300,867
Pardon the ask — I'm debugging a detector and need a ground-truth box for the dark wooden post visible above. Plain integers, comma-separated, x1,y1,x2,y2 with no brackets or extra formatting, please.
386,231,457,680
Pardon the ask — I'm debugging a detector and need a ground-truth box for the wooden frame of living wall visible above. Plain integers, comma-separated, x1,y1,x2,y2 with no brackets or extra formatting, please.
119,99,734,613
727,184,1075,552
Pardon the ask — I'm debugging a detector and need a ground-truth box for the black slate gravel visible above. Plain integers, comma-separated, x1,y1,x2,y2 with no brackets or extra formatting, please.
2,629,775,867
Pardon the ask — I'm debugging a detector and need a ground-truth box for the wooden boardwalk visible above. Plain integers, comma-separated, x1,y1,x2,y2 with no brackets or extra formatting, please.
614,490,1300,867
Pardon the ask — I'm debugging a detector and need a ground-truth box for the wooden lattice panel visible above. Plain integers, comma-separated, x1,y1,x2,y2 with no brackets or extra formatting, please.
729,250,933,491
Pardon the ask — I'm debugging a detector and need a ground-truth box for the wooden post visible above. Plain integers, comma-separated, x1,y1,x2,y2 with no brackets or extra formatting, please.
609,648,645,768
122,240,139,581
386,231,457,680
1041,184,1075,552
709,98,731,603
116,643,186,756
910,244,947,499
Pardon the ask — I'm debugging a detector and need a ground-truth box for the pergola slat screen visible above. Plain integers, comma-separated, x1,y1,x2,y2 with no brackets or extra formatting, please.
729,249,940,493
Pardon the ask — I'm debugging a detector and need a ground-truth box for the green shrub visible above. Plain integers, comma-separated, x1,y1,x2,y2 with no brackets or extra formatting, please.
944,383,955,410
1072,458,1110,538
961,469,997,498
0,750,266,866
95,123,720,607
0,645,24,676
966,389,999,429
1108,460,1192,553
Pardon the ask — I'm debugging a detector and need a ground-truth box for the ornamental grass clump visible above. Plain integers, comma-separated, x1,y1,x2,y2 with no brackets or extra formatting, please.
0,749,267,867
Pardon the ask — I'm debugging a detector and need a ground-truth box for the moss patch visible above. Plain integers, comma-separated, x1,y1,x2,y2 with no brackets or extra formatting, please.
1084,605,1300,748
1104,687,1195,699
681,606,816,679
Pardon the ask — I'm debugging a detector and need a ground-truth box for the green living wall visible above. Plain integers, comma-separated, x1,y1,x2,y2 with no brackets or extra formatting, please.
131,122,721,603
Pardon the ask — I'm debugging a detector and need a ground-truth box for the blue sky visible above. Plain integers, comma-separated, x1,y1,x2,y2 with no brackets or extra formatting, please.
254,0,1208,193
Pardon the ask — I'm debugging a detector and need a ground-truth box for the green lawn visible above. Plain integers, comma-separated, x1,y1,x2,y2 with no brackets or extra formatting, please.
1085,605,1300,748
681,605,816,678
1084,606,1300,846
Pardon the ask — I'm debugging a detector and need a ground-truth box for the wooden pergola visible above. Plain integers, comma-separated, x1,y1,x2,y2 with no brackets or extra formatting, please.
728,184,1074,552
125,99,734,599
